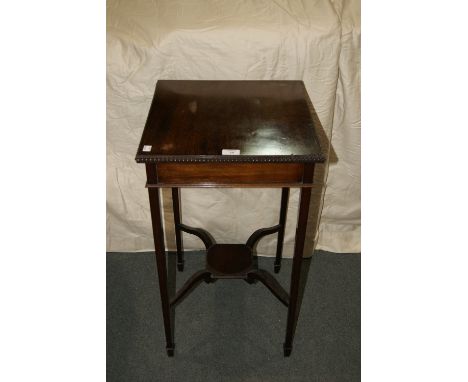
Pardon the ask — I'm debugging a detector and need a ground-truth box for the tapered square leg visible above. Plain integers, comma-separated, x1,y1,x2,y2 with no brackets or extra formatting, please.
147,165,175,356
274,187,289,273
172,188,184,271
284,165,313,356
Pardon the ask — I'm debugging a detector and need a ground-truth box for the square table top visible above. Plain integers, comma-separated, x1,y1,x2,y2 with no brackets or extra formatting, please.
136,80,325,164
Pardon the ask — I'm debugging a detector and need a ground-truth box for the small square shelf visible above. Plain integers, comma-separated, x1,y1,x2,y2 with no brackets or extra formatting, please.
206,244,253,277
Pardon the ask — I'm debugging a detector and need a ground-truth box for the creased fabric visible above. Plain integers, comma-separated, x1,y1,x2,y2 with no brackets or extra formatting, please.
318,0,361,253
106,0,361,255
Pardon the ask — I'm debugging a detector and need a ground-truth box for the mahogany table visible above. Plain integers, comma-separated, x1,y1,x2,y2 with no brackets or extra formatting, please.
135,80,325,357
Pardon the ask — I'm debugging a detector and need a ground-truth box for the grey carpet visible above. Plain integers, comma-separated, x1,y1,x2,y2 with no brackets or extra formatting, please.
107,251,360,382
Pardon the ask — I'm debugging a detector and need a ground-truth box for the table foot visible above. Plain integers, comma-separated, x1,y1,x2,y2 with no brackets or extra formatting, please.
166,344,175,357
274,262,281,273
177,259,184,272
283,343,292,357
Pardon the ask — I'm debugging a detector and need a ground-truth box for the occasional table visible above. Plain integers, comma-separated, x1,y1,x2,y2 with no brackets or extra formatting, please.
135,80,325,356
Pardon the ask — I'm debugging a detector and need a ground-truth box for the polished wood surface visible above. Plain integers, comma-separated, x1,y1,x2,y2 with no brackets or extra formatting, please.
137,80,326,357
275,188,290,273
146,172,175,356
284,163,314,356
136,80,324,163
171,188,184,271
207,244,253,276
155,163,304,186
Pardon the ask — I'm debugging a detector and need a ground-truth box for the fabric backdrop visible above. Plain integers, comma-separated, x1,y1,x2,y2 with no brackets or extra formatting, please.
106,0,361,256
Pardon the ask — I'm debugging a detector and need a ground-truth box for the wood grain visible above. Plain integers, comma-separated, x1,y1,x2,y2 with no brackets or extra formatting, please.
156,163,304,185
136,80,325,163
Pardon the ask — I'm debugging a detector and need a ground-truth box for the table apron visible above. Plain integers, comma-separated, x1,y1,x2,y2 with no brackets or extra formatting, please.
147,163,315,187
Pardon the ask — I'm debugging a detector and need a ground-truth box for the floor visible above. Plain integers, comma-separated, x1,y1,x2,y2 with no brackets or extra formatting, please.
107,251,360,382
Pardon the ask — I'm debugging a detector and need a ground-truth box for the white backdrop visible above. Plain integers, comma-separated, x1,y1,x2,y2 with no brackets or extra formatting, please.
106,0,361,256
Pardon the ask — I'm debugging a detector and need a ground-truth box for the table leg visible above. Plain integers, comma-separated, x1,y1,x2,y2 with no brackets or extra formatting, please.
172,188,184,271
283,186,311,357
274,187,289,273
148,187,175,356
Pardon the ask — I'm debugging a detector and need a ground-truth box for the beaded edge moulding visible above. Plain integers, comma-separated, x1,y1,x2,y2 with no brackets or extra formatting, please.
135,153,326,163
